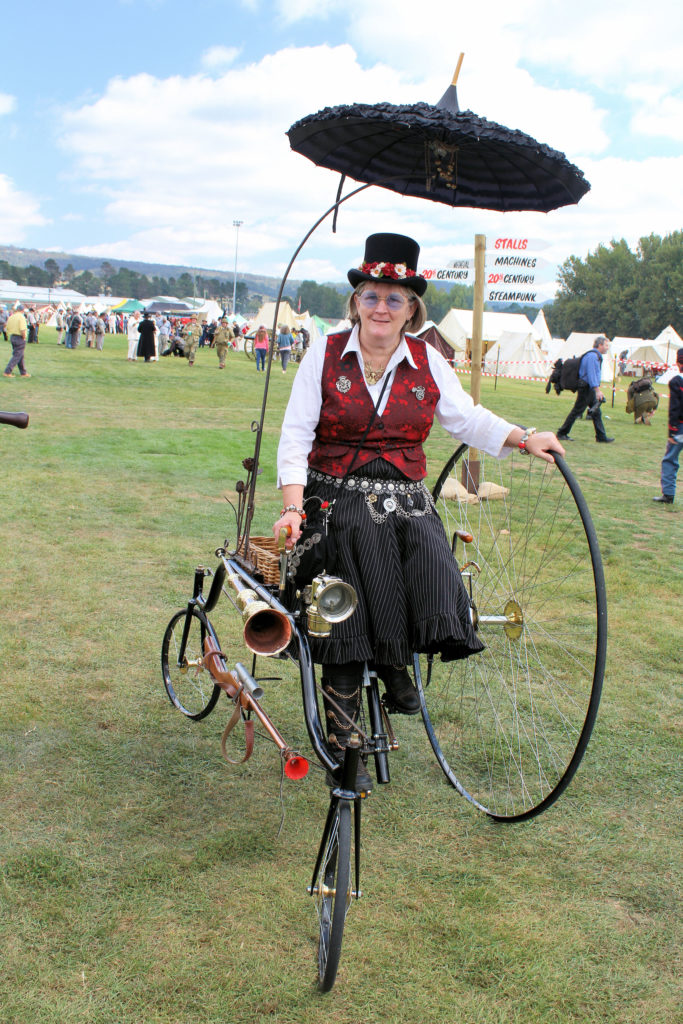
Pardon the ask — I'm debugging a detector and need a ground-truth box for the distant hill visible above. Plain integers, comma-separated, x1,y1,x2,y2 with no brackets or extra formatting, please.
0,244,307,300
0,243,549,311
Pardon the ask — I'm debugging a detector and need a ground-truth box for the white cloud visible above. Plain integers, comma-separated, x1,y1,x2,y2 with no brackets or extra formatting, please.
0,175,48,242
0,93,16,117
55,32,682,288
201,46,240,70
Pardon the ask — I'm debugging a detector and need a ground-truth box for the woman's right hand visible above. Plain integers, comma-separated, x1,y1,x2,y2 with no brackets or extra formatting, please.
272,512,303,549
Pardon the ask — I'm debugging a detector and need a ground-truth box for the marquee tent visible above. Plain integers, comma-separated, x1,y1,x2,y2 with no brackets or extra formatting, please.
611,336,644,358
253,300,300,331
416,321,457,364
626,340,673,370
484,331,550,379
652,325,682,362
438,308,540,357
112,298,145,313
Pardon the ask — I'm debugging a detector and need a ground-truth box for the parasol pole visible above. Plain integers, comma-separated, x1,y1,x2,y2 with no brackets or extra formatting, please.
463,233,486,493
451,53,465,87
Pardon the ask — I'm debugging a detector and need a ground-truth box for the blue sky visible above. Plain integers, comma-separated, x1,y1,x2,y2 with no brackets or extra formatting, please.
2,0,682,294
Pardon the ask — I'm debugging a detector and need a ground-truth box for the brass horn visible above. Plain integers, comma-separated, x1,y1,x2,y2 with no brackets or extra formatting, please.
226,573,292,655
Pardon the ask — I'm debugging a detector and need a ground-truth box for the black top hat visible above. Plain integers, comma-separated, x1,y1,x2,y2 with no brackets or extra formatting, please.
347,232,427,297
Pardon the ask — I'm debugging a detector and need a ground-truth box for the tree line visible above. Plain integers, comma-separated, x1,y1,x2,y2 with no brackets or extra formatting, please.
545,231,683,339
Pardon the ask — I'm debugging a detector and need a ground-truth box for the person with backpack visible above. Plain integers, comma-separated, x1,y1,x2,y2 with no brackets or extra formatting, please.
653,347,683,505
556,336,614,444
625,372,659,424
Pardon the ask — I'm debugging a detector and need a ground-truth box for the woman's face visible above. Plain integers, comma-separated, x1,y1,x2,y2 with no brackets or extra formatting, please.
354,282,416,347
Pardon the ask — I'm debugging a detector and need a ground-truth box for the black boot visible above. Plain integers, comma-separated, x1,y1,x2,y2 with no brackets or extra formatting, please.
322,664,373,794
375,664,420,715
653,494,674,504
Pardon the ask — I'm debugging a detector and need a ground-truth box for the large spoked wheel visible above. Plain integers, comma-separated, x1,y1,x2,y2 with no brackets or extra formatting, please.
315,801,352,992
161,607,221,720
243,337,254,359
417,446,606,822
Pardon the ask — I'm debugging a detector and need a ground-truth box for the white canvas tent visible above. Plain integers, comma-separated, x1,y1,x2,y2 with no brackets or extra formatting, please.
532,309,553,349
484,331,550,379
253,300,300,331
559,333,614,383
610,336,643,358
652,325,682,364
627,340,672,370
438,308,540,357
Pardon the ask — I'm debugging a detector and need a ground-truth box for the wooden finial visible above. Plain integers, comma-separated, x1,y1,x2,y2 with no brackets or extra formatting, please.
451,53,464,87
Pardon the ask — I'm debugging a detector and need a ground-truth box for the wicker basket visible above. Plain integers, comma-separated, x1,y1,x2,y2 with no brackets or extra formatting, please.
238,536,281,587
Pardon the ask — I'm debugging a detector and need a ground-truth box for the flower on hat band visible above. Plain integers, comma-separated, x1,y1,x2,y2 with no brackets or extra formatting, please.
358,260,416,280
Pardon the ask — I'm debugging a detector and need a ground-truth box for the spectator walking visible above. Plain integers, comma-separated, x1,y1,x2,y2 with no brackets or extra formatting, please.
183,315,203,366
65,309,82,349
55,309,65,344
276,324,293,373
26,307,39,344
85,311,97,347
95,313,107,351
557,336,614,444
126,311,141,360
253,325,269,371
3,305,30,378
653,347,683,505
136,312,157,363
213,317,233,369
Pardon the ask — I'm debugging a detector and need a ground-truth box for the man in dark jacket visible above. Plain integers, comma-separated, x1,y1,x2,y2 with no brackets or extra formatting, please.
557,336,614,443
653,347,683,504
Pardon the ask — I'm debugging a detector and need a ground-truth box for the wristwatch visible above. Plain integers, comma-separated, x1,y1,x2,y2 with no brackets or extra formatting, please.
518,427,537,454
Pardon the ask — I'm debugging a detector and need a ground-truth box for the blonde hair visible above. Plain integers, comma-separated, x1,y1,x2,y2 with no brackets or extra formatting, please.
345,281,427,335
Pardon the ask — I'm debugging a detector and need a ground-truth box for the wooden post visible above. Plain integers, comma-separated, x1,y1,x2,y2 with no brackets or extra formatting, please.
463,233,486,493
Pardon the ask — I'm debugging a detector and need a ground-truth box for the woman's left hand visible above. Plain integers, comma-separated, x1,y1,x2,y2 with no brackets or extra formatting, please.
524,430,566,463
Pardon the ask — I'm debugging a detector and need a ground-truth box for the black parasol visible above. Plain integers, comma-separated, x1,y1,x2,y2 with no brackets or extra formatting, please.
287,76,590,214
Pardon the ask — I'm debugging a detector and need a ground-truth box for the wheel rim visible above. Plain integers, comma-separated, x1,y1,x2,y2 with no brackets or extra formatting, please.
161,609,220,720
419,447,606,821
315,803,352,990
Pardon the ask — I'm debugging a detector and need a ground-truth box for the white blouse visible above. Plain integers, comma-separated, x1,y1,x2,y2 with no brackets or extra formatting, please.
277,325,516,488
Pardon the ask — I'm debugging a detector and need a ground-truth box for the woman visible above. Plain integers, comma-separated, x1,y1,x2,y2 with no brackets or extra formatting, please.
253,325,269,372
136,311,157,363
273,234,563,789
276,324,293,373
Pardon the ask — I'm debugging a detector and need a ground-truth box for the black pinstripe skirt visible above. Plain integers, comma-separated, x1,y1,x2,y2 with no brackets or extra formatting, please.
304,459,485,666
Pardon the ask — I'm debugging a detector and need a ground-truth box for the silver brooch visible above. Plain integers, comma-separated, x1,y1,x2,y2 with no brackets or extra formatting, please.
336,375,352,393
412,385,426,401
383,498,397,512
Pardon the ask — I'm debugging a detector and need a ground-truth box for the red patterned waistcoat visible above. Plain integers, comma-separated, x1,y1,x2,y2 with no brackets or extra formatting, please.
307,331,441,480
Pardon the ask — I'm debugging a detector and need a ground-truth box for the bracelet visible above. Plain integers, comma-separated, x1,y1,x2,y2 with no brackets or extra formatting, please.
518,427,537,454
280,504,306,519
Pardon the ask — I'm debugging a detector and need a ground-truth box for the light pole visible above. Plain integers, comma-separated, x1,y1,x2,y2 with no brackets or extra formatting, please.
232,220,243,315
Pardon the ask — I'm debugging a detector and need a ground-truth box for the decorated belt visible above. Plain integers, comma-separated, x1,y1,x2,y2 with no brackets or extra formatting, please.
308,469,424,494
307,469,434,524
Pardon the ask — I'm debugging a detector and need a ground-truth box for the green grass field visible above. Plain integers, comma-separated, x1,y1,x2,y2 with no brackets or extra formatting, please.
1,331,681,1024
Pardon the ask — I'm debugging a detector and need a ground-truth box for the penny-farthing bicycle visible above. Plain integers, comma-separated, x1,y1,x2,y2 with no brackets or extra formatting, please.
161,79,604,988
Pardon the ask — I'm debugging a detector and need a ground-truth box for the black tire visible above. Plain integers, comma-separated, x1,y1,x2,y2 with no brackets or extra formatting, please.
316,801,352,992
161,607,221,720
418,446,606,821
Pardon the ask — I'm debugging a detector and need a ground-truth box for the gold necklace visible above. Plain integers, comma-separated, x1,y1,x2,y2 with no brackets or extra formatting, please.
364,362,387,385
361,341,400,385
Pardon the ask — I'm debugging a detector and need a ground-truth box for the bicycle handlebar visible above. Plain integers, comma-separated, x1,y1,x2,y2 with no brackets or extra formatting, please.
0,411,29,428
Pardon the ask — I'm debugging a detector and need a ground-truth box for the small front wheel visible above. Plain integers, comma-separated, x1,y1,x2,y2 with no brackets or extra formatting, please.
161,607,220,720
315,801,352,992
